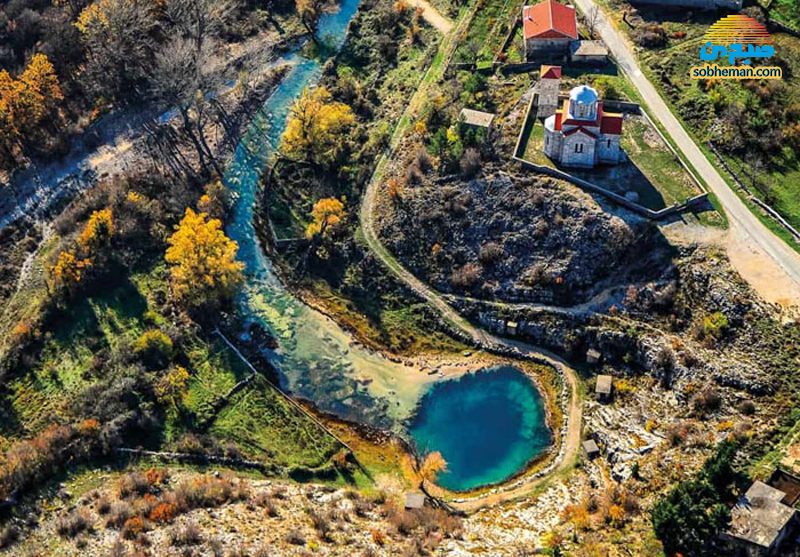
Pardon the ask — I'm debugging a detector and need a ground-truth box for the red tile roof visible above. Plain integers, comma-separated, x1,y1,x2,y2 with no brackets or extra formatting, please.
523,1,578,41
564,127,597,139
540,65,562,79
600,112,623,135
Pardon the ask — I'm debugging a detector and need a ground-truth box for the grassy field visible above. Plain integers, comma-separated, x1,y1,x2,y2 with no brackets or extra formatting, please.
599,5,800,233
456,0,520,65
0,259,343,473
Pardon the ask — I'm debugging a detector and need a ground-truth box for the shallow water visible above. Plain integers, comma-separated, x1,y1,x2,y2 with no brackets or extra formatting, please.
223,0,432,430
408,366,552,491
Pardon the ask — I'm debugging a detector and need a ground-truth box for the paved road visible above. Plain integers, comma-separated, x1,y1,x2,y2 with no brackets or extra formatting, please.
573,0,800,307
359,4,582,511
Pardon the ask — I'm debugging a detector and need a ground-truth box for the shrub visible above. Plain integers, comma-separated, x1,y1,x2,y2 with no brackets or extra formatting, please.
691,387,722,414
307,508,333,541
450,263,482,289
0,525,19,549
737,400,756,416
56,509,92,538
149,502,179,524
632,23,667,48
460,147,481,178
371,529,386,546
106,502,133,529
700,312,728,340
117,471,149,498
170,521,202,546
286,529,305,545
478,242,504,264
96,496,112,515
415,148,432,173
122,517,145,540
135,330,173,369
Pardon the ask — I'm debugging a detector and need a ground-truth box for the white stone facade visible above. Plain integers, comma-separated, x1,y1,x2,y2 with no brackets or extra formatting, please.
543,85,623,168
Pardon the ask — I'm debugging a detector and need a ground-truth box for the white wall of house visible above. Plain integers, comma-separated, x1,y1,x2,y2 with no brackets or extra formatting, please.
560,133,596,167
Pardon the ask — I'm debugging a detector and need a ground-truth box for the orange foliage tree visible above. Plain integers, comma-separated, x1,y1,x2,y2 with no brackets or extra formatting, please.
281,87,353,166
165,208,244,309
305,197,345,239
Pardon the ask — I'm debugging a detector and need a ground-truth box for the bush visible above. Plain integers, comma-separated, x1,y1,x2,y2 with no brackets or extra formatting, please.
737,400,756,416
632,23,667,48
56,509,93,538
106,502,133,529
117,471,149,499
149,502,179,524
478,242,504,265
170,521,202,546
135,330,173,369
450,263,482,289
122,517,145,540
460,147,481,178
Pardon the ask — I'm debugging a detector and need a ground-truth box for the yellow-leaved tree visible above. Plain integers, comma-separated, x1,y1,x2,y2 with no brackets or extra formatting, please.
419,451,448,488
156,366,191,409
305,197,345,239
281,87,354,166
48,250,91,295
165,208,244,309
78,208,114,254
0,54,62,167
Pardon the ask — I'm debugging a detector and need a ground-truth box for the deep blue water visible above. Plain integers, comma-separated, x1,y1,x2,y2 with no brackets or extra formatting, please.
408,366,552,492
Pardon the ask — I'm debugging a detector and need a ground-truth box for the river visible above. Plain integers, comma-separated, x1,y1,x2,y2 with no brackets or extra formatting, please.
222,0,552,491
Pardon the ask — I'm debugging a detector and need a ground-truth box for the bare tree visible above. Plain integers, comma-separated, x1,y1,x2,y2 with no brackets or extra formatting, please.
586,6,600,39
77,0,158,103
151,37,229,176
164,0,238,51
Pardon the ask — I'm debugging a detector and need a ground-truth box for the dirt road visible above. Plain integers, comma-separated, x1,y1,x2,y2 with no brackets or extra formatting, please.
406,0,453,33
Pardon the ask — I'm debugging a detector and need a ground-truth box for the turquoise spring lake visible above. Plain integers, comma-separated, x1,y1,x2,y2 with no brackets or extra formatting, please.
408,366,552,492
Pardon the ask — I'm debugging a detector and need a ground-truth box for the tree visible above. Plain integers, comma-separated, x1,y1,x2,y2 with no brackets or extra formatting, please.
652,480,730,557
76,0,157,102
281,87,354,166
151,36,227,175
135,330,174,369
296,0,326,35
47,250,91,296
305,197,345,239
0,54,63,167
586,6,600,38
419,451,447,486
164,0,237,52
165,208,244,309
156,366,191,409
78,208,114,255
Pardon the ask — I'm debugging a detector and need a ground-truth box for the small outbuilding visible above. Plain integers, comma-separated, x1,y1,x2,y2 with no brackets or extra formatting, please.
522,0,578,59
768,468,800,506
404,492,426,510
582,439,600,459
458,108,495,129
586,348,602,365
595,375,613,401
569,40,609,66
723,481,799,556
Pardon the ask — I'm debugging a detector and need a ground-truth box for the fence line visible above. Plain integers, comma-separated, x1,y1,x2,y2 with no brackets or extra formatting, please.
213,329,372,480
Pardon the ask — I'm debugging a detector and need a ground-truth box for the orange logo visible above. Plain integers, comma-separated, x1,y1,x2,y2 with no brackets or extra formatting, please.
703,15,772,46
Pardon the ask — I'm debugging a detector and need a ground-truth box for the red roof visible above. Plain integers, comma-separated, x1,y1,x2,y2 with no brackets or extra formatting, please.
564,127,597,139
600,112,623,135
523,1,578,41
540,65,562,79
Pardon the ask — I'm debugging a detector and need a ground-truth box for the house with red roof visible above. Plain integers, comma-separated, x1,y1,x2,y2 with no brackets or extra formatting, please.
522,0,578,59
543,85,624,168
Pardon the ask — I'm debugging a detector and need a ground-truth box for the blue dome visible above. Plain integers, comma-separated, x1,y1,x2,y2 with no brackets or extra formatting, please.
569,85,598,105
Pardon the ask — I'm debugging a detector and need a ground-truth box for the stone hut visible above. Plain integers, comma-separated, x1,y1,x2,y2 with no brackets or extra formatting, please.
723,481,799,556
595,374,613,401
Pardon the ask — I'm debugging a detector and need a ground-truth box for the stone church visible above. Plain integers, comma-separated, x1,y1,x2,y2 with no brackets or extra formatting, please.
543,85,623,168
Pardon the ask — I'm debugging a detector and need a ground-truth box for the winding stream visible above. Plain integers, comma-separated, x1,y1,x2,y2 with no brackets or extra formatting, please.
222,0,551,490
